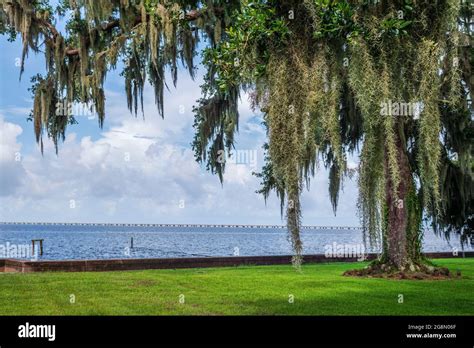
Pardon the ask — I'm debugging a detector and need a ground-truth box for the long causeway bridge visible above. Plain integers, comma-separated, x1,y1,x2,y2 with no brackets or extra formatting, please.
0,222,362,230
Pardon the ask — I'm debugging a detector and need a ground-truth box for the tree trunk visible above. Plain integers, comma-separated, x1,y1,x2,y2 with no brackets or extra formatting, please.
384,129,411,270
346,128,449,278
345,128,445,278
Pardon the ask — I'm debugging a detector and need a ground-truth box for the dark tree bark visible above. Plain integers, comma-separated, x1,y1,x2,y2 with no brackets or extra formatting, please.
385,127,411,270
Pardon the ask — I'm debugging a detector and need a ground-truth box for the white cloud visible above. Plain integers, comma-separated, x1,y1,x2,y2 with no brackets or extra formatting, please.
0,71,358,226
0,116,26,196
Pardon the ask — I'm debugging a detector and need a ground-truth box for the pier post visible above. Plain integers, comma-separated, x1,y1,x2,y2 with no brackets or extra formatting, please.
31,239,44,256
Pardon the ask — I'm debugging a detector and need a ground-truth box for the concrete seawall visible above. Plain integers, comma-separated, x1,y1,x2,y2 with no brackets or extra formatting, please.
0,251,472,273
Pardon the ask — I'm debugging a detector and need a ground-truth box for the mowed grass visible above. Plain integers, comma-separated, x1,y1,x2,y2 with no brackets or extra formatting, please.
0,259,473,315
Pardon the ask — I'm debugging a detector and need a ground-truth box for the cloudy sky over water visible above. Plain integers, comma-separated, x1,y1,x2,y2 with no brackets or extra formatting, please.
0,35,360,226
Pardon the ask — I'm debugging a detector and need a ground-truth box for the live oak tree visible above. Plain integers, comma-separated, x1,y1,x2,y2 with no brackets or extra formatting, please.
1,0,472,274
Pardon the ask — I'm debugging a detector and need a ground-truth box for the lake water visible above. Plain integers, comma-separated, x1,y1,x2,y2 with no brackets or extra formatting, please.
0,223,470,260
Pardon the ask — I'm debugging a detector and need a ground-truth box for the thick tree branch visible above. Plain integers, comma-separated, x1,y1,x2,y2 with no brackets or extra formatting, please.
31,8,216,57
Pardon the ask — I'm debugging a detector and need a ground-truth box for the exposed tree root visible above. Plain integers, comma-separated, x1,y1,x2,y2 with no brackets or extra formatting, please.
343,260,460,280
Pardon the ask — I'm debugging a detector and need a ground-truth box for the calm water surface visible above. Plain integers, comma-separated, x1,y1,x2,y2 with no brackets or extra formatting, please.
0,224,470,260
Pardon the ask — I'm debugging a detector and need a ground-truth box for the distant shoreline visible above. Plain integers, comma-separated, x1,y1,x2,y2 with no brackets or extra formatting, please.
0,222,362,230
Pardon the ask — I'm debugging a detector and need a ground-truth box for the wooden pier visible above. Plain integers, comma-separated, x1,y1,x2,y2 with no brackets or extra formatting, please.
31,239,44,256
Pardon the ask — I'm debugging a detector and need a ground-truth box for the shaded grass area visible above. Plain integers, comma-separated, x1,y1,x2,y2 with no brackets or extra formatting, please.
0,259,473,315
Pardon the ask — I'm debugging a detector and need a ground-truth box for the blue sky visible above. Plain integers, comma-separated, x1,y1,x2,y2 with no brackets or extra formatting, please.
0,33,360,225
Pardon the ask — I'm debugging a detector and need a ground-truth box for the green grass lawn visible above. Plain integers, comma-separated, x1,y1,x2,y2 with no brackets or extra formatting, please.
0,258,473,315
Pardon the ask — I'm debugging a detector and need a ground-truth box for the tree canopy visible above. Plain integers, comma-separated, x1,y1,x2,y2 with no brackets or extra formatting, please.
1,0,473,269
